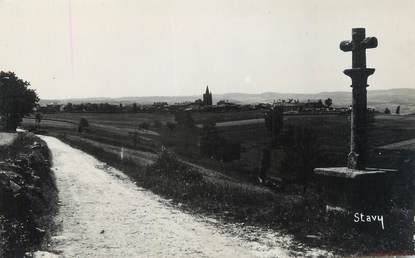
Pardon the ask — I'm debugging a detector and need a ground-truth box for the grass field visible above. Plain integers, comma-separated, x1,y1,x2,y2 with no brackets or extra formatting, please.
22,112,415,181
34,110,265,127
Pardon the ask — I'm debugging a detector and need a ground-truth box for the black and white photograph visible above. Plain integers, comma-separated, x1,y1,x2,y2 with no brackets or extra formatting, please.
0,0,414,257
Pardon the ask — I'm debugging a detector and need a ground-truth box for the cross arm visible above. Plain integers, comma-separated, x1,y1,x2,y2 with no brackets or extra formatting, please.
340,40,353,52
362,37,378,49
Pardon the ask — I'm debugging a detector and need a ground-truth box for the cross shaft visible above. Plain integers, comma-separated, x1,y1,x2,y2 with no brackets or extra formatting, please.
340,28,378,170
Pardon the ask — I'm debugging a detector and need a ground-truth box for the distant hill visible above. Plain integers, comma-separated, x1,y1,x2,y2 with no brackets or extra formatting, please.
39,88,415,114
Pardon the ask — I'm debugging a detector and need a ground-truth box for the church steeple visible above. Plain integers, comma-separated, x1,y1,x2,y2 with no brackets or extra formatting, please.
203,85,213,106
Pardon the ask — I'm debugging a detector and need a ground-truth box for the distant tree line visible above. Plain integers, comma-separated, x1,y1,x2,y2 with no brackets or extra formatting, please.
63,102,125,113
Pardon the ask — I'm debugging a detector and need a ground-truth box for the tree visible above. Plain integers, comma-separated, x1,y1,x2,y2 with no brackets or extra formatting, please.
166,122,176,134
63,103,73,112
384,108,391,114
35,113,42,128
129,130,140,147
261,105,284,178
324,98,333,108
78,118,89,133
264,105,284,146
396,105,401,115
132,103,138,113
316,99,324,108
138,122,150,130
0,71,38,131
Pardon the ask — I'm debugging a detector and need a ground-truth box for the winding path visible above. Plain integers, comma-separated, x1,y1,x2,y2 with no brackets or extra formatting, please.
39,135,327,258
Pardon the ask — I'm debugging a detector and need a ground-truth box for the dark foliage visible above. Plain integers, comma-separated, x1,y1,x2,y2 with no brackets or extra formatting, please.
264,105,284,146
132,103,138,113
395,105,400,115
147,149,203,183
324,98,333,107
0,71,38,131
35,113,42,128
0,134,57,257
166,122,176,133
138,122,150,130
78,118,89,133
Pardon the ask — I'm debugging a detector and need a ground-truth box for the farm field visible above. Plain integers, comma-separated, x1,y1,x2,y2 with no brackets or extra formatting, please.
23,112,415,179
32,110,266,126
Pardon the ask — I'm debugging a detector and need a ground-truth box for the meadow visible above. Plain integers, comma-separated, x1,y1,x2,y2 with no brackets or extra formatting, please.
23,111,415,181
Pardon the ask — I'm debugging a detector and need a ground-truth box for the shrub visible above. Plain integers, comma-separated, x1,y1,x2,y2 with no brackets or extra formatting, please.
148,149,203,182
78,118,89,133
166,122,176,133
264,105,284,146
138,122,150,130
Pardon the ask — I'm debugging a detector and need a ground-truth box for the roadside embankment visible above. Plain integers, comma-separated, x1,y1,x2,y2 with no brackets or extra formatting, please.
0,132,58,258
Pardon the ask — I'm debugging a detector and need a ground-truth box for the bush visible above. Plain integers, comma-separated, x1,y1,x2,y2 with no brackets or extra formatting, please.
166,122,176,133
78,118,89,133
148,149,203,183
138,122,150,130
264,105,284,146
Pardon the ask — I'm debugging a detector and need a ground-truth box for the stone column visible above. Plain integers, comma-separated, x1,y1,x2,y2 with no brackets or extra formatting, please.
340,28,377,169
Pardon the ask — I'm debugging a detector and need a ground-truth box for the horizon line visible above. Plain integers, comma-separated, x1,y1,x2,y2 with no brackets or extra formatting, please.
39,87,414,101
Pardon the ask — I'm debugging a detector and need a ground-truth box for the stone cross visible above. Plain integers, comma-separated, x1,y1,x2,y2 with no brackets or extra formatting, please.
340,28,377,170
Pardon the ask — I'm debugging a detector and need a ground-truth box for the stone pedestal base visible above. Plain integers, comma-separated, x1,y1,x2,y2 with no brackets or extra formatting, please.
314,167,397,212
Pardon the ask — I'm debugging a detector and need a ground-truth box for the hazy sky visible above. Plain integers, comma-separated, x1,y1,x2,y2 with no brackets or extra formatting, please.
0,0,414,99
